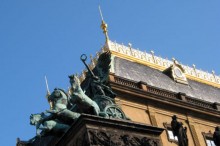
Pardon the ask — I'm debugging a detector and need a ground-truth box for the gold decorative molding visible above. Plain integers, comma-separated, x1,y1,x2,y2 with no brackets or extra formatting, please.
99,6,109,43
103,40,220,88
163,58,188,85
78,40,220,88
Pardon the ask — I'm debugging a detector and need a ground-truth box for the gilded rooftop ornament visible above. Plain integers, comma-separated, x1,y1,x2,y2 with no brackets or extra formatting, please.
99,6,109,43
103,40,220,88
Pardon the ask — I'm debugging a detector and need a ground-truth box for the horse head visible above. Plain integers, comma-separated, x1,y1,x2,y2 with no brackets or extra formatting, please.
68,75,81,92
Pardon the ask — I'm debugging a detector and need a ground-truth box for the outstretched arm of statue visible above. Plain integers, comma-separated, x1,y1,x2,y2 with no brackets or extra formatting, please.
46,109,58,114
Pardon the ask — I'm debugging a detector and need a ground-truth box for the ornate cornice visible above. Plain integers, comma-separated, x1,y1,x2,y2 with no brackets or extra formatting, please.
104,40,220,88
109,74,220,115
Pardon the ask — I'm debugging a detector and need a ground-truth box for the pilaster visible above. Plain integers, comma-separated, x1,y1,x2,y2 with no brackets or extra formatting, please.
187,116,201,146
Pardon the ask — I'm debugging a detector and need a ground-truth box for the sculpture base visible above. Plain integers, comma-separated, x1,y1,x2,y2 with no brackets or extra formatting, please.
17,114,164,146
57,114,164,146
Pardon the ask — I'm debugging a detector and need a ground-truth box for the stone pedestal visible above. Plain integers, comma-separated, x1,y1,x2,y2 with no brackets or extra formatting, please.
17,114,164,146
56,114,164,146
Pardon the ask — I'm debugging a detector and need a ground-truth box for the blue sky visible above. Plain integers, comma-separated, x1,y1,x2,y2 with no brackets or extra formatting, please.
0,1,220,145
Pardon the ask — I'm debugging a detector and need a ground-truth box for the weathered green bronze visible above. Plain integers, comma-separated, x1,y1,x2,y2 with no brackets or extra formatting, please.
22,51,128,145
68,74,100,115
79,52,128,120
30,88,80,137
82,51,116,99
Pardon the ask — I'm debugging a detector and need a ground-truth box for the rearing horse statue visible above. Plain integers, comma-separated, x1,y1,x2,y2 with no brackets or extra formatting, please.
68,75,100,115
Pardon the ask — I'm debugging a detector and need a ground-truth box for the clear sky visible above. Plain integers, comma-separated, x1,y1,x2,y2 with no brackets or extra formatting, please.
0,1,220,145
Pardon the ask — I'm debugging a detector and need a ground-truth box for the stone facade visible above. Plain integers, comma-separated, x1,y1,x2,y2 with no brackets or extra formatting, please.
109,73,220,146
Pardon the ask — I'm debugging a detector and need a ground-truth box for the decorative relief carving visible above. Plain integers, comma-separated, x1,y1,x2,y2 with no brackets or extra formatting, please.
169,59,188,85
89,131,120,146
88,130,160,146
121,135,159,146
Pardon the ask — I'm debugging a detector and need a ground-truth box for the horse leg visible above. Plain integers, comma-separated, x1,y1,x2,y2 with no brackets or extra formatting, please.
43,120,70,133
77,93,100,115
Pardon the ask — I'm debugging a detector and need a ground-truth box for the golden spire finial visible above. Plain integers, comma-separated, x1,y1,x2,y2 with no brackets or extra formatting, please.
99,6,109,43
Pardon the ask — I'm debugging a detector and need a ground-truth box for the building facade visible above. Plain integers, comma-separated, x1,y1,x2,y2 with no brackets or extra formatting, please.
99,40,220,146
17,13,220,146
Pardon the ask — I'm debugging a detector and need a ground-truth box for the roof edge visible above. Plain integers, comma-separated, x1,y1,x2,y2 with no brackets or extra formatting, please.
104,40,220,89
